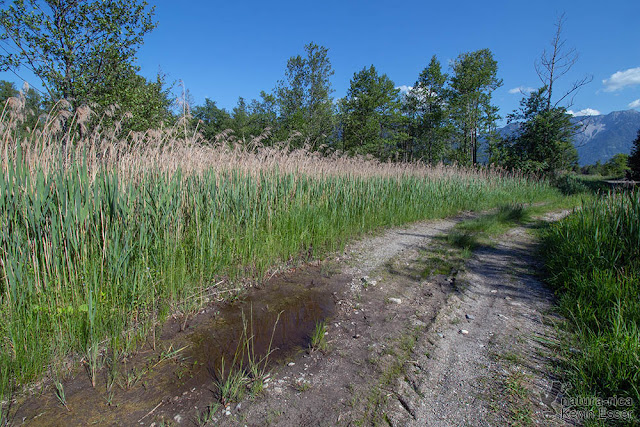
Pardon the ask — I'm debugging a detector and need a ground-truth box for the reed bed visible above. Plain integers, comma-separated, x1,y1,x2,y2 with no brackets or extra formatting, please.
543,191,640,423
0,98,559,403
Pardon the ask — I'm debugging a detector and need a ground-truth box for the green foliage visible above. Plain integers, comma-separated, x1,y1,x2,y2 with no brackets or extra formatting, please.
193,93,278,144
580,160,605,176
0,146,560,401
0,80,43,130
192,98,233,141
444,204,531,259
231,96,276,142
339,65,404,158
542,192,640,422
550,173,613,196
404,56,451,163
275,42,334,149
0,0,156,104
310,321,328,352
455,204,529,236
0,80,17,103
0,0,169,131
495,15,588,175
580,158,631,178
247,91,278,136
231,97,253,141
214,310,278,404
196,403,219,426
603,153,630,178
97,71,173,132
552,174,590,195
448,49,502,165
629,130,640,180
498,87,578,173
580,157,630,178
214,356,248,405
187,47,506,163
54,382,70,411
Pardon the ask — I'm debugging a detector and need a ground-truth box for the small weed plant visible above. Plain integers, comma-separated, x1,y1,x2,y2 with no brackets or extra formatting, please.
310,321,328,352
54,382,70,412
213,309,280,405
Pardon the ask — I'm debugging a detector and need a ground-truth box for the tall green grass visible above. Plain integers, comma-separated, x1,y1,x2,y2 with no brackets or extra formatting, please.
0,98,562,405
543,191,640,424
0,156,558,402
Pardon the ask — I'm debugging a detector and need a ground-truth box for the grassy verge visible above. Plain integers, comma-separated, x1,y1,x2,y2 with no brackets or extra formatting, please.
451,203,532,249
0,131,563,408
418,203,543,279
541,190,640,425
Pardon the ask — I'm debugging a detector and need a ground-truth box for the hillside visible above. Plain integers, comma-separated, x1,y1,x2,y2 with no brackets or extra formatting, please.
573,110,640,165
497,109,640,166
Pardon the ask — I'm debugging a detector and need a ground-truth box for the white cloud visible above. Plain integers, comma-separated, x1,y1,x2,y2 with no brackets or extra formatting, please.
629,99,640,109
508,86,535,95
568,108,601,117
602,67,640,92
396,85,413,94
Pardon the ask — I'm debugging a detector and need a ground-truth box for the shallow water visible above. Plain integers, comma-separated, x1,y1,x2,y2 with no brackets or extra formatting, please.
14,264,348,426
190,278,335,379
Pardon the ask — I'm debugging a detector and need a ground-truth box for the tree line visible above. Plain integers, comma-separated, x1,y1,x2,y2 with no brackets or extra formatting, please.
191,44,503,167
0,1,589,174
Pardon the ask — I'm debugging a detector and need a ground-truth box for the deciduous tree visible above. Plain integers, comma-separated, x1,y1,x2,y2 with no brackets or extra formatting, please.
448,49,502,165
339,65,403,158
501,13,589,174
0,78,43,129
247,91,277,137
275,42,334,148
0,79,17,102
405,55,450,163
602,153,630,178
501,87,577,173
0,0,157,113
192,98,232,142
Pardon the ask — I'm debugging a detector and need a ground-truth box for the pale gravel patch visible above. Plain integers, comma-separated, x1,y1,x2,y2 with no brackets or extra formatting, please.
540,209,573,223
386,217,572,426
341,213,475,278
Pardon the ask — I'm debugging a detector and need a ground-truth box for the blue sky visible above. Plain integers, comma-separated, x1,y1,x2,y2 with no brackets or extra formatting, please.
3,0,640,124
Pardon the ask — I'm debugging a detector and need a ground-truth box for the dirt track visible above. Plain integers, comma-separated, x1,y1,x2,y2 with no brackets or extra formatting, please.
12,211,571,426
219,211,570,426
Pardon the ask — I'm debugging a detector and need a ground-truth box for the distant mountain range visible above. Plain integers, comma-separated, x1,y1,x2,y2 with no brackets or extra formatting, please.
497,109,640,166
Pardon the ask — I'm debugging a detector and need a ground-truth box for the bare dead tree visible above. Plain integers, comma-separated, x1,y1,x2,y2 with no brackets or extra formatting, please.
535,13,593,111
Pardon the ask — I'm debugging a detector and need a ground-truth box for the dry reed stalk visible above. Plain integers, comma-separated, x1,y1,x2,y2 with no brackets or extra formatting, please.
0,97,531,185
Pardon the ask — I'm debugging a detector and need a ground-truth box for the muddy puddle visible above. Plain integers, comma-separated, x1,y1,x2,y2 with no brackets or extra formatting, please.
189,268,341,382
12,264,350,426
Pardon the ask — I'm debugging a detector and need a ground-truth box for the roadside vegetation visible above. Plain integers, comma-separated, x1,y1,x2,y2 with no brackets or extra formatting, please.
543,189,640,424
0,101,562,410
